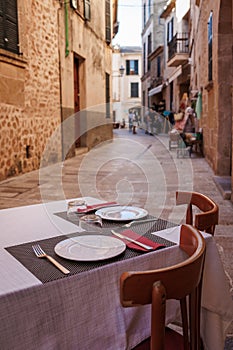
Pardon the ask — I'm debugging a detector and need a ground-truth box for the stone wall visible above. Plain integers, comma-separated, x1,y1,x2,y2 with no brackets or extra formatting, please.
0,0,61,180
58,0,114,157
192,0,233,179
0,0,115,181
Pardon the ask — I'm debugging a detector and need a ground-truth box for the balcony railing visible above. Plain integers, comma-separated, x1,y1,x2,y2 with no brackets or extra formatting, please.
168,33,189,61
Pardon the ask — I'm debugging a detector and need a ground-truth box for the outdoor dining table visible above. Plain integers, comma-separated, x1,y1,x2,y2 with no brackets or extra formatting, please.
0,197,232,350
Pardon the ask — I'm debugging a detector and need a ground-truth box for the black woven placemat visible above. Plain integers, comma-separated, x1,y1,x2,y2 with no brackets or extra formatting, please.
55,211,176,232
5,216,176,284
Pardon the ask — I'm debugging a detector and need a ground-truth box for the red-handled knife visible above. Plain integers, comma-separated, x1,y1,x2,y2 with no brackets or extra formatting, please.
77,202,118,214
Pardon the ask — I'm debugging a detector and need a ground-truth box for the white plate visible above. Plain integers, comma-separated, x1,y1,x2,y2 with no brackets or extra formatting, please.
54,235,126,261
95,206,148,221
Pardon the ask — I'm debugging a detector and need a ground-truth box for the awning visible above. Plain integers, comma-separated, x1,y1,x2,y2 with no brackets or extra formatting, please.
128,105,141,112
168,66,182,83
148,84,163,97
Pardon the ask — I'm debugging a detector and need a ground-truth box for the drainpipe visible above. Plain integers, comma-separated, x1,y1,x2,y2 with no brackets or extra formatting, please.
65,0,69,57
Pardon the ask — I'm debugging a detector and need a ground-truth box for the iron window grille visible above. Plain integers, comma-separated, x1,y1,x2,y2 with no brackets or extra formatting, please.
168,32,189,61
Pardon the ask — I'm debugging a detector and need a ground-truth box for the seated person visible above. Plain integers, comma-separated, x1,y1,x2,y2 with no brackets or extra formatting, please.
173,107,193,130
172,107,196,147
173,111,186,132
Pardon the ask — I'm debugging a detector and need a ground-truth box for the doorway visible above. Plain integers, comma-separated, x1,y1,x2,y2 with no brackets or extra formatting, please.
74,56,81,147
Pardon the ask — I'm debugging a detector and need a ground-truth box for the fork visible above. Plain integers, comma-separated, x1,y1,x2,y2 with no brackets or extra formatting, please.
123,218,158,228
32,244,70,275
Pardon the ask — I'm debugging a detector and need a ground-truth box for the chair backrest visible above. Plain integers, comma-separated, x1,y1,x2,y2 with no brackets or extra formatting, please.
176,190,219,235
120,224,206,350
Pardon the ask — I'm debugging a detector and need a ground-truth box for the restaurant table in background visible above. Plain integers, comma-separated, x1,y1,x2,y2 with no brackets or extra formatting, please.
0,198,232,350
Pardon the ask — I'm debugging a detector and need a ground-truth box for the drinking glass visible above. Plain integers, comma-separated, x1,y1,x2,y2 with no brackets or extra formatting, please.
79,214,102,228
67,200,86,218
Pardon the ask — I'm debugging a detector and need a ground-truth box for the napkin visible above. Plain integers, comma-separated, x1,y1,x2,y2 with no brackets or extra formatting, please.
119,229,165,252
77,202,118,214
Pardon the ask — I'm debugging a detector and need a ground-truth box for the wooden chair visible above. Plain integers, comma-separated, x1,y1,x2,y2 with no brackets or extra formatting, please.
120,224,206,350
176,191,219,235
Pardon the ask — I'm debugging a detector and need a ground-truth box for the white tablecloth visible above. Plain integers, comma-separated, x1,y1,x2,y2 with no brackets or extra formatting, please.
0,198,232,350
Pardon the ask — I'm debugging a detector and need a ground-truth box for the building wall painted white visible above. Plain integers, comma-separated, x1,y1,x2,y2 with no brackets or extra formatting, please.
141,0,167,109
112,46,142,123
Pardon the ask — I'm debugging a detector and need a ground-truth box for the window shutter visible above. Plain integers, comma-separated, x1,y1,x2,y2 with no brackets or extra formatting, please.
143,4,146,27
126,60,130,75
0,0,19,54
105,0,111,43
0,3,4,48
131,83,139,98
167,22,169,42
167,18,174,43
171,18,174,40
84,0,91,21
135,60,138,75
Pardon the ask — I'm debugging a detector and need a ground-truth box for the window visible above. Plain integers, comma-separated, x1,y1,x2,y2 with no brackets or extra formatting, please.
126,60,138,75
167,18,174,43
143,43,146,74
208,11,213,81
143,4,146,27
157,56,161,77
131,83,139,98
147,33,152,55
84,0,91,20
148,0,151,18
105,0,111,43
169,81,173,111
147,59,151,72
147,33,152,71
0,0,19,54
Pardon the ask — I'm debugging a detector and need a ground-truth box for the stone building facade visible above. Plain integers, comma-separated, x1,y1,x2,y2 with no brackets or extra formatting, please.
144,0,233,201
189,0,233,200
0,0,118,180
158,0,190,114
0,1,61,179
